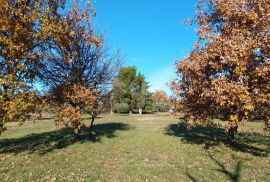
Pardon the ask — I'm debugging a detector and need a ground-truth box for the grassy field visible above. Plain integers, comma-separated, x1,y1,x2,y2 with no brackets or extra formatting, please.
0,114,269,182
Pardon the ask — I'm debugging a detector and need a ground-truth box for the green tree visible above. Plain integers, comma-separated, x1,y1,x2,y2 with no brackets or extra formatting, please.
112,66,151,114
112,66,136,114
133,73,151,114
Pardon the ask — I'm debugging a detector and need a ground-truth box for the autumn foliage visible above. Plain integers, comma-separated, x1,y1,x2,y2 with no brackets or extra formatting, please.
53,84,100,134
153,90,169,103
152,90,171,112
172,0,270,139
0,0,99,134
41,1,120,132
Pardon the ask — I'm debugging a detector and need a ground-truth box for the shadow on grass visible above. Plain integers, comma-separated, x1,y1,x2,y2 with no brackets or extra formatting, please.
185,154,242,182
83,116,103,120
165,123,270,157
208,154,242,182
185,172,199,182
0,122,130,155
36,117,55,121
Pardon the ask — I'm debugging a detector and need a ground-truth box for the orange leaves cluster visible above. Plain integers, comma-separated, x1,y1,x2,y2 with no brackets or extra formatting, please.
0,90,38,134
54,84,101,132
63,84,101,113
172,0,270,136
55,104,83,134
0,0,99,133
153,90,169,103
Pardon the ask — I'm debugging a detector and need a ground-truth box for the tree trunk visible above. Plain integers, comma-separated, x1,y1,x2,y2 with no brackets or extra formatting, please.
227,125,238,142
139,108,143,115
0,122,6,134
74,127,82,140
265,119,270,130
0,122,4,129
227,114,242,142
37,112,42,120
90,115,95,130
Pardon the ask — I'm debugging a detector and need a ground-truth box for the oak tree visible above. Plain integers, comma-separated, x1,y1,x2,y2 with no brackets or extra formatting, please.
41,2,121,132
171,0,270,140
0,0,99,134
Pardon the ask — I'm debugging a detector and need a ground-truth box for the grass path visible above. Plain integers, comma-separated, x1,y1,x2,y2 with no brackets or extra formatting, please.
0,114,269,181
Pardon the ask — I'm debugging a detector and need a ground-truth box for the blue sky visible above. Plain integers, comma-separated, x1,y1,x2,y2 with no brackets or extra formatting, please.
85,0,198,94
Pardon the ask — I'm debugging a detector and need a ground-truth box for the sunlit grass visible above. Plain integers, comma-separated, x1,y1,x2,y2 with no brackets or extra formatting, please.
0,114,269,181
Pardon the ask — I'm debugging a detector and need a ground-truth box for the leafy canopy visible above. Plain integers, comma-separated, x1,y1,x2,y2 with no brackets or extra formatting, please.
0,0,98,134
112,66,152,113
171,0,270,138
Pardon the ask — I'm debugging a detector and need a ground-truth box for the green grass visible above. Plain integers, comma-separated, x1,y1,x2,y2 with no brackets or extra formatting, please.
0,114,269,182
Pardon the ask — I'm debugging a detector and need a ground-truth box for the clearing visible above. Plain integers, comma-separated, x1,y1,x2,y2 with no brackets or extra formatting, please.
0,114,269,181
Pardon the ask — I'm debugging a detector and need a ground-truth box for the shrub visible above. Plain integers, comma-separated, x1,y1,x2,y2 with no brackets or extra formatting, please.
114,103,130,113
154,102,170,112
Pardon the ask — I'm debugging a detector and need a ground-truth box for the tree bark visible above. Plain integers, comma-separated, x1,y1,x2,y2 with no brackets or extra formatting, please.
74,127,82,140
227,125,238,142
0,122,5,134
89,115,95,130
139,108,143,115
265,119,270,130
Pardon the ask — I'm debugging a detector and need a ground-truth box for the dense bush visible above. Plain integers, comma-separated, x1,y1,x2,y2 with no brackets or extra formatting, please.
114,103,130,113
154,102,170,112
144,105,154,113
